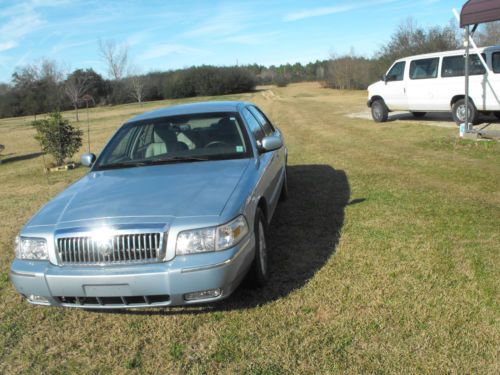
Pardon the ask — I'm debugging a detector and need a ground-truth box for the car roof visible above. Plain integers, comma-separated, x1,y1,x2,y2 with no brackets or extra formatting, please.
125,101,253,123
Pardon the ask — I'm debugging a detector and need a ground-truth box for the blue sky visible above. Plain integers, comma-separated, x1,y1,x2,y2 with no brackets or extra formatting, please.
0,0,464,83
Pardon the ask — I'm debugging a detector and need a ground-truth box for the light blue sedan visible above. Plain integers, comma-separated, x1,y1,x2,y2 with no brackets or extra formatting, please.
10,101,288,308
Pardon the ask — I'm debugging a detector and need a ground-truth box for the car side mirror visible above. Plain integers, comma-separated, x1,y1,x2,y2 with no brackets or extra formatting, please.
259,136,283,153
81,153,96,167
382,74,388,83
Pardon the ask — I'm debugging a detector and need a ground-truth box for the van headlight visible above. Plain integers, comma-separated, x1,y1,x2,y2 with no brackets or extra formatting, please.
176,216,249,255
15,236,49,260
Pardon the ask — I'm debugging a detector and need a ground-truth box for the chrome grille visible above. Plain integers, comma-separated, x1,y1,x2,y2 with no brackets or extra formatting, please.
57,233,163,265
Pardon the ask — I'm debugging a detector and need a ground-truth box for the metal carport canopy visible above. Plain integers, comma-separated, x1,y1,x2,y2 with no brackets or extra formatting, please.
460,0,500,27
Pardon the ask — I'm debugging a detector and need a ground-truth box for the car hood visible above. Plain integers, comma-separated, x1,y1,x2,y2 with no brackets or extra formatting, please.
26,159,251,227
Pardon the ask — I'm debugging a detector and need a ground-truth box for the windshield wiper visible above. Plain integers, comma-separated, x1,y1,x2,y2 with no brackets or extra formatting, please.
97,156,211,170
96,161,149,170
148,156,210,164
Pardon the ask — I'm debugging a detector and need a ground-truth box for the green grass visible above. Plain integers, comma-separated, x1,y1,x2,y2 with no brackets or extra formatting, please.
0,82,498,374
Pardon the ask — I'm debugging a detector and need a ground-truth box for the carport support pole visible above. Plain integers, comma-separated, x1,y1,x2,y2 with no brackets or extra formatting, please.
464,25,471,132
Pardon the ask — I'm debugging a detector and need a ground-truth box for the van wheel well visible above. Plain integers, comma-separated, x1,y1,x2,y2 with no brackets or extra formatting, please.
450,95,474,108
369,96,384,107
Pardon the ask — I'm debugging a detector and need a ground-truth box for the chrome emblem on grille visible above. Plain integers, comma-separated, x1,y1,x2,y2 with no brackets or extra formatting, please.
96,238,113,257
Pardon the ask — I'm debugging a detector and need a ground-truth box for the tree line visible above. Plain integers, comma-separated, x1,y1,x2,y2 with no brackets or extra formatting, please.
0,19,498,120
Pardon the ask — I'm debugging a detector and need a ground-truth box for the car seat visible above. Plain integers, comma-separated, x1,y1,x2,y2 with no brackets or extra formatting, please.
145,125,188,158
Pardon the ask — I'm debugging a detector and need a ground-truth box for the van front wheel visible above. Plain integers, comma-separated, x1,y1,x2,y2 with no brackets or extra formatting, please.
371,100,388,122
452,99,479,125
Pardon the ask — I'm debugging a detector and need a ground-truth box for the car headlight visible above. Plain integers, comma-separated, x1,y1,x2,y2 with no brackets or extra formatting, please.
176,216,249,255
15,236,49,260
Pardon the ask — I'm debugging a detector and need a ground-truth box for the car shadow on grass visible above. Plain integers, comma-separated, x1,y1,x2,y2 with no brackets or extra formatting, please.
94,164,350,316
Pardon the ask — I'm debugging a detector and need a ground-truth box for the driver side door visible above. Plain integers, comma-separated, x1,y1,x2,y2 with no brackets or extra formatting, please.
383,61,408,111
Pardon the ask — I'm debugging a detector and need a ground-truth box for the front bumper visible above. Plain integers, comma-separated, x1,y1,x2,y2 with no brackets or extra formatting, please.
10,234,255,309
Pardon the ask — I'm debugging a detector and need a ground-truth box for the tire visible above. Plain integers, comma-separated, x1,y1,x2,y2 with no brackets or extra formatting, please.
247,208,269,288
279,167,288,202
494,112,500,120
411,111,426,118
452,99,479,125
371,100,388,122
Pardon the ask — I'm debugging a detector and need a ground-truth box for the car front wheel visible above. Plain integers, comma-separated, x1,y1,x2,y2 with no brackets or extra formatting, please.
247,208,268,287
371,100,388,122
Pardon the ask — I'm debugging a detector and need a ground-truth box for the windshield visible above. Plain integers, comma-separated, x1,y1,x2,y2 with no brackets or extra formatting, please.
94,112,252,170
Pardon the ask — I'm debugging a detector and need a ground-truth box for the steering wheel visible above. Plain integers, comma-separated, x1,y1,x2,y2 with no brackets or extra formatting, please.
205,141,229,149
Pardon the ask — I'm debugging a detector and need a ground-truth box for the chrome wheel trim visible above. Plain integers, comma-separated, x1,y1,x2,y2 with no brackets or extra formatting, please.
456,104,467,122
258,221,267,276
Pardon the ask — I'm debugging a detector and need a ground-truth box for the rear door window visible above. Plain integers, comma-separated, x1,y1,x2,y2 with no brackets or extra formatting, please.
410,58,439,79
442,54,486,77
492,52,500,73
386,61,405,81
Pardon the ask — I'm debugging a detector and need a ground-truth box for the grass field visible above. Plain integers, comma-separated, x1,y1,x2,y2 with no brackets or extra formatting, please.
0,82,499,374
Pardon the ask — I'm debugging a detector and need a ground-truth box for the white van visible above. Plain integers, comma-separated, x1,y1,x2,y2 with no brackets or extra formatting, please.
367,45,500,124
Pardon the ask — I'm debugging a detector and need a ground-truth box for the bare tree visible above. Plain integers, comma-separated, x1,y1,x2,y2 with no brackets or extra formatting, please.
99,39,128,80
476,21,500,46
324,50,372,90
127,67,146,104
64,70,92,121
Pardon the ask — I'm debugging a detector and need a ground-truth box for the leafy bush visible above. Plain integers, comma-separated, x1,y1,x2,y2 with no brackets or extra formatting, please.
32,112,83,166
273,75,290,87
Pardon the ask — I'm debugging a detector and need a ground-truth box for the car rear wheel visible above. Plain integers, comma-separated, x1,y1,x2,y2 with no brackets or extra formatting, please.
247,208,268,288
411,111,426,118
452,99,479,125
371,100,388,122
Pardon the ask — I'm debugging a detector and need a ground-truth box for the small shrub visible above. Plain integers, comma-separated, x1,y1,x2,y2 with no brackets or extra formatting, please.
273,75,290,87
32,112,83,166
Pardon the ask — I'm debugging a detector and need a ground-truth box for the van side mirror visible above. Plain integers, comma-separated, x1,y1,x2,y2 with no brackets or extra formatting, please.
81,153,96,167
382,74,388,83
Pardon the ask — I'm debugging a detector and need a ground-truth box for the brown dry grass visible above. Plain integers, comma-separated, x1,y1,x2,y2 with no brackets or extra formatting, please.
0,82,498,374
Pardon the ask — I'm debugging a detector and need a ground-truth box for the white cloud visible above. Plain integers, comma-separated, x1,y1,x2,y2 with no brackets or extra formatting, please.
183,7,250,39
218,32,278,46
284,0,398,22
0,12,44,51
141,43,207,60
0,41,16,52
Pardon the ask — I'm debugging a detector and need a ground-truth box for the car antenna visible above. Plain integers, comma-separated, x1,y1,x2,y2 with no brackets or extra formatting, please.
82,95,94,153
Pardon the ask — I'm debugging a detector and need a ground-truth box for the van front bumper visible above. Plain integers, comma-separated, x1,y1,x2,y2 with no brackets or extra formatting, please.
10,235,255,309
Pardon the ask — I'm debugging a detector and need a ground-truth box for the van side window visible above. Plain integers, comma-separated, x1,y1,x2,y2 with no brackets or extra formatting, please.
442,54,486,77
386,62,405,81
493,52,500,73
410,58,439,79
